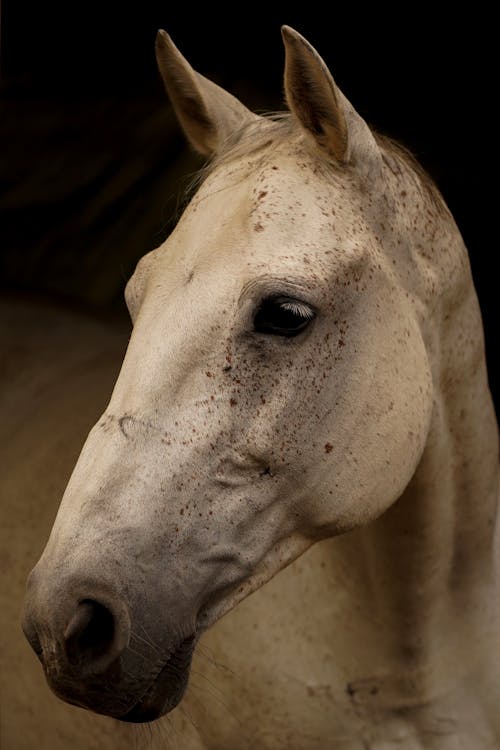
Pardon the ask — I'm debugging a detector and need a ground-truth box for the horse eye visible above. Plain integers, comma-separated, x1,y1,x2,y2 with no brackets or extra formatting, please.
253,296,316,337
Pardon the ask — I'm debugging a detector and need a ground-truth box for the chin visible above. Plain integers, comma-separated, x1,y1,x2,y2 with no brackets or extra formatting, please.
117,635,195,723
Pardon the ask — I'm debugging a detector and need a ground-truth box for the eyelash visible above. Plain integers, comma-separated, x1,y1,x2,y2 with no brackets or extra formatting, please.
253,296,316,337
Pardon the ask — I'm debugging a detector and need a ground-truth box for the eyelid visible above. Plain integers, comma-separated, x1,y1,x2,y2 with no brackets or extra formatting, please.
238,275,318,310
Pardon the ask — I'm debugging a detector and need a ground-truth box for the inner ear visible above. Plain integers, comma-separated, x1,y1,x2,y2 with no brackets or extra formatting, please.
282,26,348,162
156,30,258,156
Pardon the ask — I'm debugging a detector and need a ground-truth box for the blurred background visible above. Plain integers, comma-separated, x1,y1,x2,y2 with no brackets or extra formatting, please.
1,3,497,409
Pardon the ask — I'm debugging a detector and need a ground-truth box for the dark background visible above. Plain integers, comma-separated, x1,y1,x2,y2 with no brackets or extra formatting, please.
1,4,497,409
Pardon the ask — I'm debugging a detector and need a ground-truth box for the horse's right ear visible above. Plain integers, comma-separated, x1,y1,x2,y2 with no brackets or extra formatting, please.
156,30,258,157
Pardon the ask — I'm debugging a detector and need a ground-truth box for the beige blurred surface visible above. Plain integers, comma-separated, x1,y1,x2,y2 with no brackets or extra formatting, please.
0,296,133,749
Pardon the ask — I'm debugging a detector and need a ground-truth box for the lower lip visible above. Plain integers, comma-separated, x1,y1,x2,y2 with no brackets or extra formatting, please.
118,702,164,723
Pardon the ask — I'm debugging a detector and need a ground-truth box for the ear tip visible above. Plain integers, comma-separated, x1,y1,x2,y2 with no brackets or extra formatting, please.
281,25,296,42
281,25,308,48
156,29,172,48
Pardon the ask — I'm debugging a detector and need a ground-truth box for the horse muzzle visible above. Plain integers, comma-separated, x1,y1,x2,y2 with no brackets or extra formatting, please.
22,568,194,721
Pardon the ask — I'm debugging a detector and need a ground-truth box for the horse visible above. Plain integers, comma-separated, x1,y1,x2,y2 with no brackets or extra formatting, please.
15,25,499,749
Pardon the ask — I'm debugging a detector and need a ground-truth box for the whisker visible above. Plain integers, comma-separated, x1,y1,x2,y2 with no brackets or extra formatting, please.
147,721,155,750
195,643,234,675
130,723,152,750
190,668,230,701
163,715,179,750
126,644,158,665
131,626,163,658
188,677,242,728
178,703,205,741
146,717,176,750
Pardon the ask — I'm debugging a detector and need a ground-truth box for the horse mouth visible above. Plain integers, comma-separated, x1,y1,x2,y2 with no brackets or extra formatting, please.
118,634,196,723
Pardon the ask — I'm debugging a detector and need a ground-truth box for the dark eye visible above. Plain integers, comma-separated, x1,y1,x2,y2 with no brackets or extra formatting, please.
253,296,316,337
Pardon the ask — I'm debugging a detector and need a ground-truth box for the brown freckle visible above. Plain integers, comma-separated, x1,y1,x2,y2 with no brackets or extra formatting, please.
257,190,268,200
230,398,238,406
338,339,344,348
180,508,184,515
324,443,334,454
206,371,213,377
254,222,264,232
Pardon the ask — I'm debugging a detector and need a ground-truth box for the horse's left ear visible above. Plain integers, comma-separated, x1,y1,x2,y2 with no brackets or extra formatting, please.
156,30,258,156
282,26,378,167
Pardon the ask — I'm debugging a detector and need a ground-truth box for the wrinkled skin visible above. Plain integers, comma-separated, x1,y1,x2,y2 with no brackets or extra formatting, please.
22,27,499,747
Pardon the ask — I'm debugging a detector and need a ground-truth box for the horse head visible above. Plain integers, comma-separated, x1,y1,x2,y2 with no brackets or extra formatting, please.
23,27,438,722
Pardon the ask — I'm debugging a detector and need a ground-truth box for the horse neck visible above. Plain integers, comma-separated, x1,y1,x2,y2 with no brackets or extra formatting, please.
330,173,500,702
366,300,496,633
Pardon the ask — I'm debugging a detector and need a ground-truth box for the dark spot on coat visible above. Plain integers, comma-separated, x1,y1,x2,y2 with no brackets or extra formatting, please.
324,443,333,453
118,416,130,439
254,222,265,232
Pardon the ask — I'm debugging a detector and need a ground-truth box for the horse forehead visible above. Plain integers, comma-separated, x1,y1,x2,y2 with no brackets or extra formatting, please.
238,149,340,218
247,164,324,229
182,151,360,256
148,146,378,299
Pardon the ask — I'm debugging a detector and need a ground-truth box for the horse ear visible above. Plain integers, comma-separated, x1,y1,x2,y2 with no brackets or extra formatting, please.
281,26,377,166
156,30,257,157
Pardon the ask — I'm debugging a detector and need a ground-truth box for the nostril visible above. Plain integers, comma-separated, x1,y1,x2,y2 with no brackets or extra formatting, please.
64,599,115,671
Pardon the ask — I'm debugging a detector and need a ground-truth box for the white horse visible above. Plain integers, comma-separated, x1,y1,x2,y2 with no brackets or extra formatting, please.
17,26,500,749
